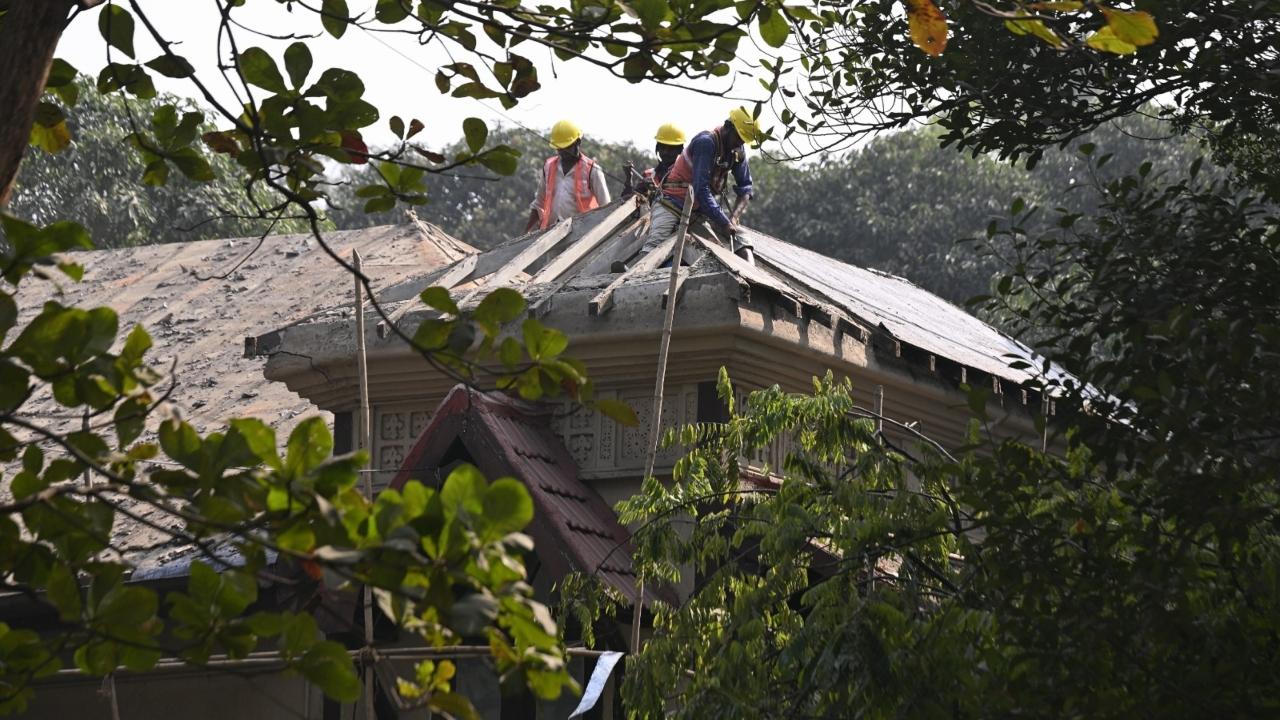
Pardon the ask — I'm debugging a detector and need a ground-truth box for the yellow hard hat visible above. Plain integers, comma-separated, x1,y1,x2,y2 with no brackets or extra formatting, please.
728,106,764,146
549,119,583,149
654,123,686,146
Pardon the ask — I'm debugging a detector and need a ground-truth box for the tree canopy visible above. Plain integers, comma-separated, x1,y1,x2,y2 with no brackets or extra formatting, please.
1,0,1277,717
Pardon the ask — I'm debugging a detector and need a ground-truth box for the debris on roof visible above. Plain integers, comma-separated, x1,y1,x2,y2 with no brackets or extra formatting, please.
358,198,1059,393
6,221,471,574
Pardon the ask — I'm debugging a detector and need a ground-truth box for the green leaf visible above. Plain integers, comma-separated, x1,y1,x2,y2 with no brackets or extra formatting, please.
171,149,216,182
238,47,287,93
482,478,534,536
758,8,790,48
30,119,71,154
46,59,78,88
472,288,525,335
595,398,639,427
0,361,30,412
1100,7,1158,47
375,0,410,24
479,147,520,176
284,42,313,88
522,318,568,361
1085,25,1137,54
414,318,453,349
0,292,15,342
229,418,281,470
113,397,148,448
631,0,667,30
420,286,460,315
321,0,349,38
145,54,195,78
95,585,156,626
47,564,82,622
463,117,488,154
285,416,333,477
98,5,136,59
299,641,361,701
441,463,487,517
159,419,201,468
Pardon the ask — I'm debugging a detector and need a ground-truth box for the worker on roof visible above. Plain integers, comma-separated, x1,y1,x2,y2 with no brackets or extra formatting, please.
524,119,612,233
644,123,686,192
627,107,761,265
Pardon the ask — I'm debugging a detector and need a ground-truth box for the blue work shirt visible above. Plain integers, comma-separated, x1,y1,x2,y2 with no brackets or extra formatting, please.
665,129,753,227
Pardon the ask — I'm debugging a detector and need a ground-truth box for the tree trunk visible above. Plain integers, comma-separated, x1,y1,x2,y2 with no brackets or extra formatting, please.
0,0,77,209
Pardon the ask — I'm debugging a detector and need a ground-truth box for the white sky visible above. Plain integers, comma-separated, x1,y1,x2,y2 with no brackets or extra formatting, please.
56,1,775,152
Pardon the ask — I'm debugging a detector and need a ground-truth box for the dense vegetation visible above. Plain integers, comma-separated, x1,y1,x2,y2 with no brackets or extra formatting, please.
1,0,1277,717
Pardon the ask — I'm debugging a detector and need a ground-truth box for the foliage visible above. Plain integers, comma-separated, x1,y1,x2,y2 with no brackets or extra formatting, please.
773,0,1277,181
616,304,1279,716
9,80,314,248
0,213,618,714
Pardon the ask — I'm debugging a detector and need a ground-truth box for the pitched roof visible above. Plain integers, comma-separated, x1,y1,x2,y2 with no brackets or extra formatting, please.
365,198,1061,390
387,385,660,606
18,221,470,439
8,221,471,572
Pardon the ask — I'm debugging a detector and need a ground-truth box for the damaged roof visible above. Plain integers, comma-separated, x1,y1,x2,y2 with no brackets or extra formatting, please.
8,220,471,576
387,384,663,606
358,198,1058,393
17,220,470,438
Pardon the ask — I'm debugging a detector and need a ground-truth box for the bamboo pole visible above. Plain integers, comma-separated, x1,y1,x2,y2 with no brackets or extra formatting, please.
353,249,376,719
633,199,695,653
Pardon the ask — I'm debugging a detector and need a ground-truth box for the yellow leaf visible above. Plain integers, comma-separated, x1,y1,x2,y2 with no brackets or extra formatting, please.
1030,1,1083,10
29,120,72,154
904,0,948,57
1004,17,1064,47
1085,25,1137,54
1100,6,1158,46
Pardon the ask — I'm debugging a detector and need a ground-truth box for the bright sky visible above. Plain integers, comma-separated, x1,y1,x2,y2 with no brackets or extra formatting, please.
56,1,775,152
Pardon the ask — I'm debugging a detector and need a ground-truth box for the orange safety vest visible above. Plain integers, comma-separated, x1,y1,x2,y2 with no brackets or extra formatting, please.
662,127,728,209
540,155,600,229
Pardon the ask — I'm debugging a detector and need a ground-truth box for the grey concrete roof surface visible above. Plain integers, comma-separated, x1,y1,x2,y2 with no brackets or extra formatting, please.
6,221,471,575
344,200,1060,390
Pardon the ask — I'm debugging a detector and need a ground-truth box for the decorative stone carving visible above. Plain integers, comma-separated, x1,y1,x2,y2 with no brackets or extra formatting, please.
569,434,593,465
379,412,406,441
380,444,404,470
409,411,429,438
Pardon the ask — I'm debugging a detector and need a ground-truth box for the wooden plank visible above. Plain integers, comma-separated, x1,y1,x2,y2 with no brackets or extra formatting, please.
526,199,638,285
660,250,705,309
456,218,572,307
376,254,477,338
528,214,645,317
587,233,680,316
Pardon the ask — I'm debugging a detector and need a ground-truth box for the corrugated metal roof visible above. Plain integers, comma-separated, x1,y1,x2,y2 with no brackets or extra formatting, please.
388,385,663,606
742,228,1056,385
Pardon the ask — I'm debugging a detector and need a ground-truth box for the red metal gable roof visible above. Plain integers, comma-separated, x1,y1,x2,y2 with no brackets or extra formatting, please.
388,385,657,606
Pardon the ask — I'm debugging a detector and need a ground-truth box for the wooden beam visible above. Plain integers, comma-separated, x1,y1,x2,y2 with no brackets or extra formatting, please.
527,212,645,317
376,253,478,338
587,233,680,316
456,218,572,308
661,251,705,309
527,200,638,285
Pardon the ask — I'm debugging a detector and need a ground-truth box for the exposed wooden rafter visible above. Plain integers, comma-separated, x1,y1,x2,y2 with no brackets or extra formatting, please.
455,218,573,307
376,253,478,338
588,232,681,316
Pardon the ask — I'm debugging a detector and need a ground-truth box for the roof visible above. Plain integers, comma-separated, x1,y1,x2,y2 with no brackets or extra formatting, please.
17,219,469,438
357,198,1058,389
387,384,662,606
8,219,472,575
